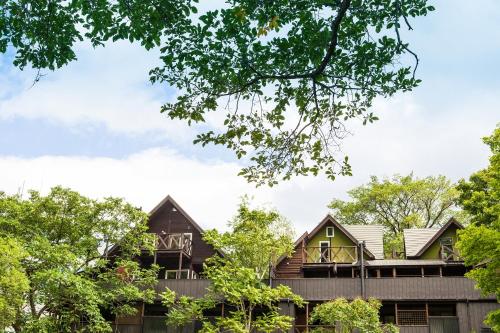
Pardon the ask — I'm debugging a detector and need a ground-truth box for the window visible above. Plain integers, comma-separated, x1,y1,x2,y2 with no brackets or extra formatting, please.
165,270,177,279
164,269,198,279
397,304,427,326
326,226,334,237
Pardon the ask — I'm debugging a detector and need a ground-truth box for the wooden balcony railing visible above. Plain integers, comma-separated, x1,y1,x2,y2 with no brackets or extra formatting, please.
302,246,358,264
440,244,461,261
152,233,193,256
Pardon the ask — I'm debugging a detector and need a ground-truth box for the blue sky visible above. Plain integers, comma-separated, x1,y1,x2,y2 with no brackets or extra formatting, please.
0,0,498,232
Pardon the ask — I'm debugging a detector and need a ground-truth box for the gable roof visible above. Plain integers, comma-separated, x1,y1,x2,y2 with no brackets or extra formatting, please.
404,217,464,258
403,228,439,257
343,225,384,260
149,194,205,234
107,195,206,256
307,215,377,259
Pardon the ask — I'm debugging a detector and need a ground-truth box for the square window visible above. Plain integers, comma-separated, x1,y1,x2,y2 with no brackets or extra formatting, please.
326,227,334,237
165,271,177,279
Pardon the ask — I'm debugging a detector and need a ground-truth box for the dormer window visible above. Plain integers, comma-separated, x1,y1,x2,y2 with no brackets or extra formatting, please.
326,226,334,237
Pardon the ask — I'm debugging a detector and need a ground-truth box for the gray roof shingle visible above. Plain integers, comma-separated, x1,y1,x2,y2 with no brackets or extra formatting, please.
344,225,384,260
403,228,440,257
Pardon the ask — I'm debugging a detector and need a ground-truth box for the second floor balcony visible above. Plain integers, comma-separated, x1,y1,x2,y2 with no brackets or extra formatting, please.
440,243,461,261
302,246,358,264
149,232,193,256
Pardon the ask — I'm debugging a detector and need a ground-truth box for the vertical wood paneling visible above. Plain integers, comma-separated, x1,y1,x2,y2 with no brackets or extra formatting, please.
365,277,490,300
468,302,499,332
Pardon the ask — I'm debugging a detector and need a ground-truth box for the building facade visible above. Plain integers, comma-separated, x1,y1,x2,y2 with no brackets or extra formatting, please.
113,196,498,333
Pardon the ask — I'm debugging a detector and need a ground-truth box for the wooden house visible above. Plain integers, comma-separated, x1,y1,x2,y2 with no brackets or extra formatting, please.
112,196,499,333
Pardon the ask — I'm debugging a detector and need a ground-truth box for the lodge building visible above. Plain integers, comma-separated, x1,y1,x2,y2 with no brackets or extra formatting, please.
112,195,499,333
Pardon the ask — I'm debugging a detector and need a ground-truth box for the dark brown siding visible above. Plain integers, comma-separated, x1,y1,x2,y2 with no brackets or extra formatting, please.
457,301,499,332
148,200,215,264
274,277,496,302
275,246,303,278
155,279,210,299
365,277,490,301
274,278,361,300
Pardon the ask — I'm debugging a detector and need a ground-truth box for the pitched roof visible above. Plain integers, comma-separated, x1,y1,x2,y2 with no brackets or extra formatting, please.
149,194,205,234
307,215,377,259
403,217,464,258
413,217,464,257
403,228,439,257
344,225,384,260
107,195,206,256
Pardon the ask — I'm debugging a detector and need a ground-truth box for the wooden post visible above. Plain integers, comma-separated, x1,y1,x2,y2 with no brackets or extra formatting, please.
305,303,309,333
395,303,399,326
425,303,429,324
376,269,381,278
392,267,396,278
177,252,183,279
421,267,425,278
439,266,443,277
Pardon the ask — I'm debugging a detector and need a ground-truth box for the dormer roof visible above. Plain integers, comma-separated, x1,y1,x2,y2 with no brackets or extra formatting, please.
404,217,464,258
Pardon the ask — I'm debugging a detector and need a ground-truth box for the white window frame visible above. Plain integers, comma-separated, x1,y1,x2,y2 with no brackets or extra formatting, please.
326,226,335,237
165,269,193,280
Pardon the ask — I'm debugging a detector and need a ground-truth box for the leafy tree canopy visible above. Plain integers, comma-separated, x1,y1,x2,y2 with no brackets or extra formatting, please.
456,126,500,226
1,0,434,185
0,237,29,330
329,174,462,255
0,187,158,333
162,200,303,333
203,198,295,279
456,127,500,331
309,298,398,333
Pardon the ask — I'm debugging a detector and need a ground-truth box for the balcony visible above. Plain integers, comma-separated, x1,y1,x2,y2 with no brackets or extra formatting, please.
440,244,461,261
150,233,193,256
302,246,358,264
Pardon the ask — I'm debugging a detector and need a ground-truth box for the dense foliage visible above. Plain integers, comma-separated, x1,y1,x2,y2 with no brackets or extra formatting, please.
456,127,500,332
456,127,500,226
162,201,303,332
0,237,29,330
309,298,398,333
203,199,295,279
0,187,158,333
329,174,462,255
1,0,434,185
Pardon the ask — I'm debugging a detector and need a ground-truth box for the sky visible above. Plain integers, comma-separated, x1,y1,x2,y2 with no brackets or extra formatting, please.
0,0,498,235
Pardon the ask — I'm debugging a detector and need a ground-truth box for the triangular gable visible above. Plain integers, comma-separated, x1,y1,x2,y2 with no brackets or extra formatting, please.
273,214,384,268
411,217,464,258
149,194,205,234
309,215,375,259
108,195,206,256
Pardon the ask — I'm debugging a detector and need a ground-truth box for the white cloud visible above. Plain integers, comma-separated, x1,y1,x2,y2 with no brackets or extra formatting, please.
0,88,495,234
0,41,195,143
